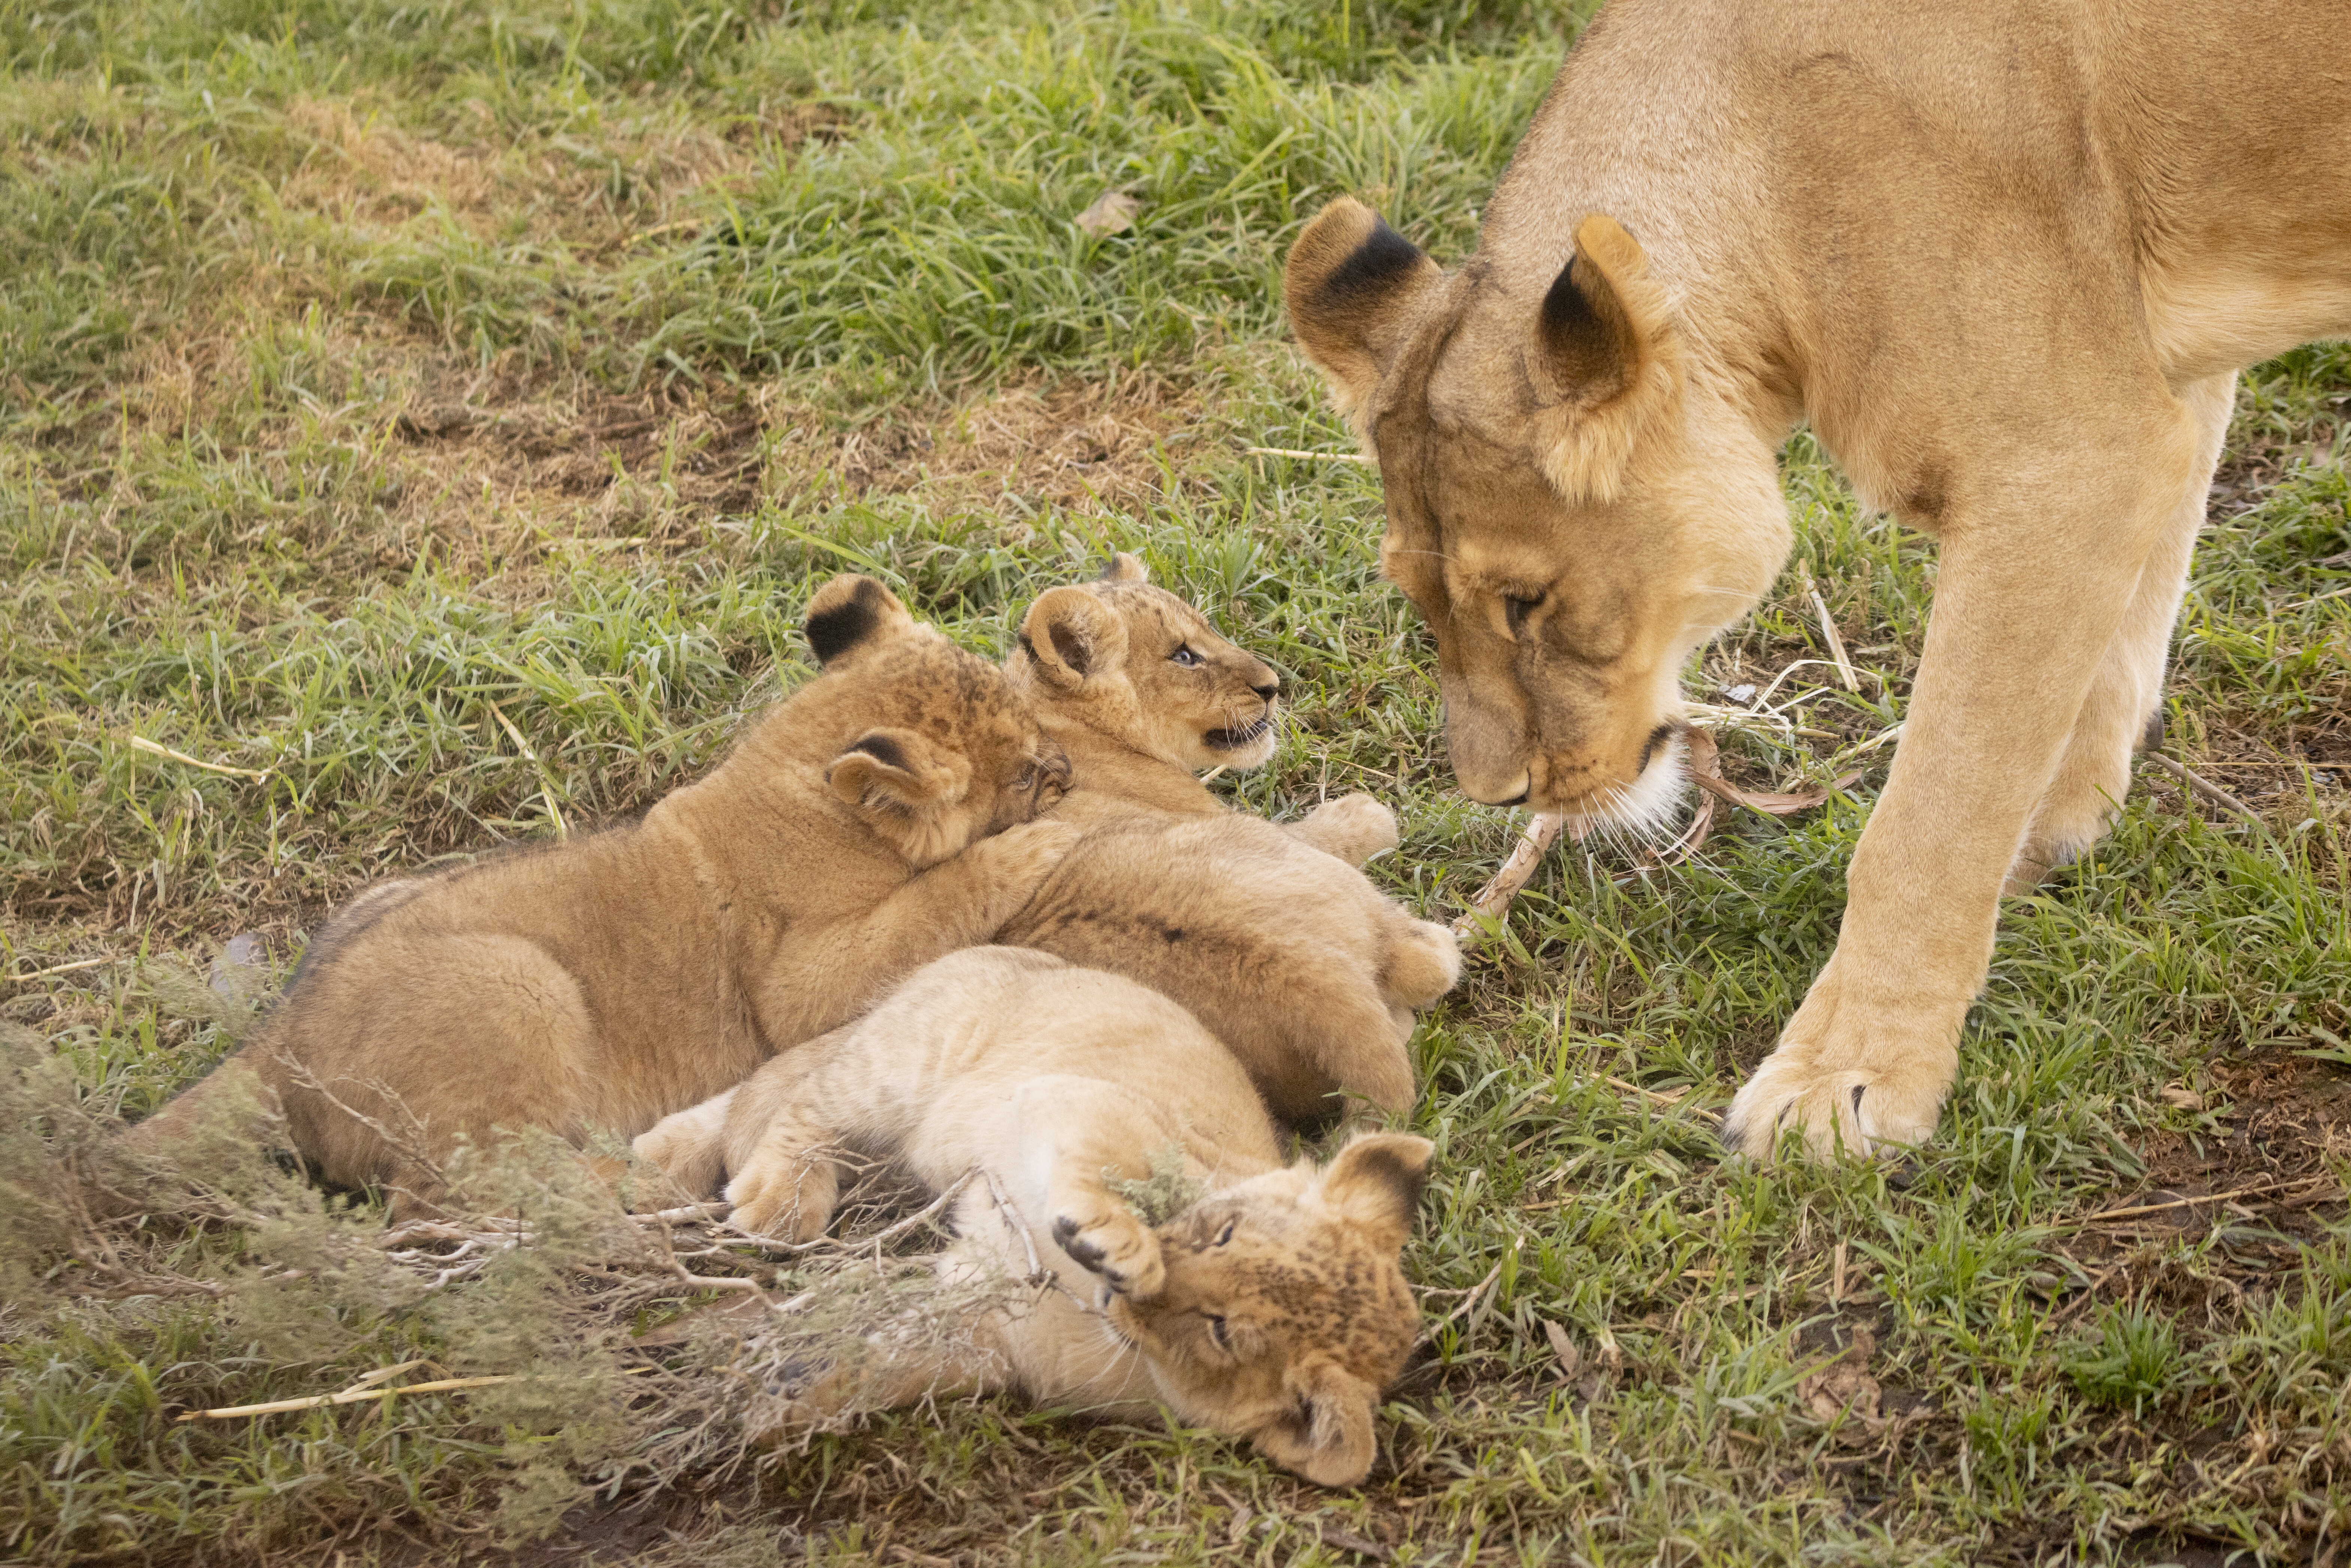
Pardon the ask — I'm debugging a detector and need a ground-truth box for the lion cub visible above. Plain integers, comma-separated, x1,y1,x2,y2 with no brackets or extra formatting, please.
997,555,1460,1123
636,947,1430,1487
127,578,1075,1215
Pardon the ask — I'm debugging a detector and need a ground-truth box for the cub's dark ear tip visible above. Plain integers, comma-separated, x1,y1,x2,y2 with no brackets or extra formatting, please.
807,578,889,666
842,733,911,772
1097,552,1148,583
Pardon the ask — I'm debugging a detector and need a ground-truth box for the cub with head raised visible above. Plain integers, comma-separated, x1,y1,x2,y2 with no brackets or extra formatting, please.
635,947,1430,1487
997,555,1458,1123
122,579,1075,1216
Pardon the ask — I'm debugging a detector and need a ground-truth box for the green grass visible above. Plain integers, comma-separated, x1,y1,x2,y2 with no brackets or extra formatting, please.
4,0,2350,1561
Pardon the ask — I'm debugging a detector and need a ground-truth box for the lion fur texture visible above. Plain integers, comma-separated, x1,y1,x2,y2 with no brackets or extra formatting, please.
1281,0,2351,1159
994,553,1461,1123
121,578,1077,1215
633,947,1432,1488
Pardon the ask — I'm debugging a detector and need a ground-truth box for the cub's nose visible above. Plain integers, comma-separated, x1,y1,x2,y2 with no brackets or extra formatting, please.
1250,672,1280,703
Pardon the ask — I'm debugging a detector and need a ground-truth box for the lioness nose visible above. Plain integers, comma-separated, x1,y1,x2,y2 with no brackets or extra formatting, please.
1251,674,1279,702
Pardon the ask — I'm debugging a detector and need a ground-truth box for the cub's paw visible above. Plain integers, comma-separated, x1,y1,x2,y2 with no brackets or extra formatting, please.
1381,917,1463,1010
1720,1046,1948,1163
632,1095,732,1199
1294,794,1400,866
724,1147,840,1242
1051,1206,1166,1299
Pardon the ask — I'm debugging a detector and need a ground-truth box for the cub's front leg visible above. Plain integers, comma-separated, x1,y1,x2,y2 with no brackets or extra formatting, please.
633,1088,734,1200
1011,1077,1175,1302
752,818,1082,1046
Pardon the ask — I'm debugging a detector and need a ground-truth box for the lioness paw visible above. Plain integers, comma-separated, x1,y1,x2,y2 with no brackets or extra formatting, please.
1051,1208,1165,1298
1721,1047,1948,1162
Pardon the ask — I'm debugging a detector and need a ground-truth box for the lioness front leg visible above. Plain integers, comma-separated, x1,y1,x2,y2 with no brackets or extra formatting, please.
1725,397,2218,1161
2009,373,2233,891
1287,794,1400,867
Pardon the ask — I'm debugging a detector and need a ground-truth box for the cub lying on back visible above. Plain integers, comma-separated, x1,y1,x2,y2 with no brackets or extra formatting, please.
996,554,1459,1123
125,579,1075,1216
636,947,1431,1487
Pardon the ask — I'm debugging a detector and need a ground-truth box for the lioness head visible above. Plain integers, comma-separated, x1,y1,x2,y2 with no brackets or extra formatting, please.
1101,1132,1431,1487
1008,553,1283,771
801,575,1070,867
1283,198,1790,828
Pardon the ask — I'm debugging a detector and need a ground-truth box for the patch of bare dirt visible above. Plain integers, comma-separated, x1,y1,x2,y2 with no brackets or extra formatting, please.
754,369,1223,519
277,94,766,251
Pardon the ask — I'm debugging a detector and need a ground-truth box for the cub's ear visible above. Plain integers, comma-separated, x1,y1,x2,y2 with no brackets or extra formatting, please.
1318,1132,1434,1252
1096,552,1149,583
806,576,914,668
826,727,968,816
1255,1357,1381,1487
1530,213,1682,504
1016,586,1132,691
1284,197,1444,430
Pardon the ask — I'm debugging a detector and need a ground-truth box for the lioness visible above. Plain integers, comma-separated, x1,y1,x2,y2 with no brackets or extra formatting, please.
634,947,1432,1488
124,577,1075,1214
1283,0,2351,1158
997,555,1460,1122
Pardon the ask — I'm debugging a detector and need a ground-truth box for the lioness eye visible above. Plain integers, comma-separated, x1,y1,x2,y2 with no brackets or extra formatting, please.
1502,595,1540,636
1206,1314,1230,1349
1169,645,1202,667
1215,1219,1236,1247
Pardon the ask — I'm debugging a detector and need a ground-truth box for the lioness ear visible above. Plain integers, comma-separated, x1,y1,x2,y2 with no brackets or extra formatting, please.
1096,552,1148,583
1255,1358,1380,1487
1016,586,1131,691
1318,1133,1434,1252
826,727,967,817
806,576,914,668
1284,197,1444,431
1530,214,1682,504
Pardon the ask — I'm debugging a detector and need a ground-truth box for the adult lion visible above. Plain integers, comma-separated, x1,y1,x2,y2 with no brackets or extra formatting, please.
1282,0,2351,1159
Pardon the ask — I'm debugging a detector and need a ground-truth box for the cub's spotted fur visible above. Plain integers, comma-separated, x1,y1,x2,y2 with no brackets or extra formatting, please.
636,947,1430,1486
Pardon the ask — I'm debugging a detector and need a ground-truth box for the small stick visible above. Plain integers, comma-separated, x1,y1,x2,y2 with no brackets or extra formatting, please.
2082,1175,2336,1225
178,1374,522,1422
1243,446,1373,465
8,955,113,983
1808,588,1858,692
2144,753,2264,828
126,734,270,782
1599,1075,1719,1122
1453,814,1570,937
1830,1242,1848,1307
1425,1252,1509,1340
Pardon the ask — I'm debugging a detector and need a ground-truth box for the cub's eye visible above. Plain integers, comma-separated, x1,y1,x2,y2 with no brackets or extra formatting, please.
1169,645,1203,668
1502,594,1541,636
1214,1219,1236,1247
1206,1314,1230,1349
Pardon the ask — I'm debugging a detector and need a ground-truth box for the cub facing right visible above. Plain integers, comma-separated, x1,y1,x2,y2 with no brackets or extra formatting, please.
637,947,1431,1488
995,554,1460,1123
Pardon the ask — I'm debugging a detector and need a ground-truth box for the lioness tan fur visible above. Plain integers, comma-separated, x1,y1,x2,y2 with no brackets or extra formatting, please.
126,578,1076,1214
1283,0,2351,1159
633,947,1431,1487
998,555,1460,1122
